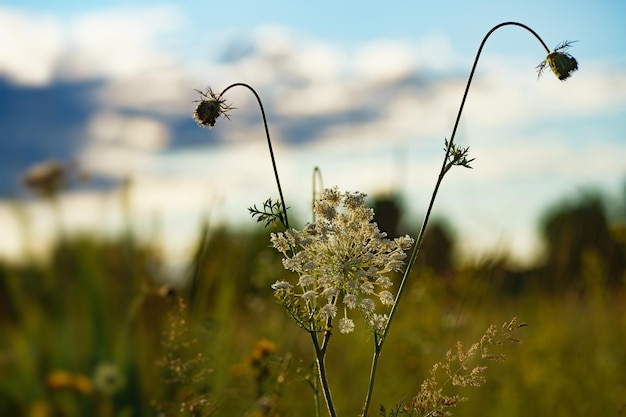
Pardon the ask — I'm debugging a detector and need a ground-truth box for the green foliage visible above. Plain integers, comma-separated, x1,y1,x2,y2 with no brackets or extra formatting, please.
443,138,475,174
1,217,625,416
1,182,624,417
249,198,289,229
540,193,626,290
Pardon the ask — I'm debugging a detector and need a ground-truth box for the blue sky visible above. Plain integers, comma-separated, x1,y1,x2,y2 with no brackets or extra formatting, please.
10,0,626,59
1,0,625,268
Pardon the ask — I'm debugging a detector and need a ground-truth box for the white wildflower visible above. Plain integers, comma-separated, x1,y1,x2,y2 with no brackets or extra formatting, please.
271,280,292,291
320,303,337,320
339,317,355,334
302,290,318,301
379,291,395,306
270,188,414,334
298,274,315,287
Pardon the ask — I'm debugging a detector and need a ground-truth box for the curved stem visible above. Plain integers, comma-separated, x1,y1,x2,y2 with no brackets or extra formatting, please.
387,20,550,343
219,82,290,229
361,21,553,416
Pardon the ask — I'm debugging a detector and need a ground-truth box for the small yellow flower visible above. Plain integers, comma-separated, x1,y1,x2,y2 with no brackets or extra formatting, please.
72,374,94,395
29,401,51,417
45,370,74,390
537,41,578,81
45,370,94,395
249,338,277,367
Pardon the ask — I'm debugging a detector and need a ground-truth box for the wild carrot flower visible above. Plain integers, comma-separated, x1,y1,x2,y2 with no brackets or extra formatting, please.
270,187,413,335
537,41,578,81
193,87,234,128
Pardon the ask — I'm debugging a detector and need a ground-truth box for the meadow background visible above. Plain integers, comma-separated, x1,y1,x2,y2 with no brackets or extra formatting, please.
1,1,626,416
1,187,625,416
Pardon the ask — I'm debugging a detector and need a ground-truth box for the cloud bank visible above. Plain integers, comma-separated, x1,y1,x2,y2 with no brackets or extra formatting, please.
1,5,625,266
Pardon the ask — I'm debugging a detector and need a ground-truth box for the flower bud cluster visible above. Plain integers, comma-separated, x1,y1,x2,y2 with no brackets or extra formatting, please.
270,188,413,335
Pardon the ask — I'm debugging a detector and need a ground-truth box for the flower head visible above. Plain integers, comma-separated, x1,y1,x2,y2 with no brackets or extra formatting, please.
270,187,414,334
93,363,125,396
22,160,68,197
338,317,355,334
193,87,234,128
537,41,579,81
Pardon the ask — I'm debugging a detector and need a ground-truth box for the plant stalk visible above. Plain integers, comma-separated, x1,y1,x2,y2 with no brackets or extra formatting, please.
219,82,290,229
361,21,552,416
310,330,337,417
361,337,382,417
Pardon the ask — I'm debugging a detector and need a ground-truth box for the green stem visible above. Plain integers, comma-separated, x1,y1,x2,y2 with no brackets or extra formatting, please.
361,21,552,416
219,82,290,229
310,330,337,417
314,373,322,417
312,166,324,222
361,336,382,417
387,19,550,344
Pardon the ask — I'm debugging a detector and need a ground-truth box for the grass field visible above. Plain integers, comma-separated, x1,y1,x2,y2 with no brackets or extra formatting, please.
1,211,624,417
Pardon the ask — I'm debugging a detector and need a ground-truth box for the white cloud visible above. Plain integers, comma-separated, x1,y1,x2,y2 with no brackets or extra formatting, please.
412,33,455,71
66,4,183,79
1,6,625,266
79,144,157,179
541,65,626,114
0,5,193,114
253,25,299,60
67,5,195,114
87,112,170,151
288,42,345,82
0,7,64,85
274,81,361,116
353,41,416,84
79,112,171,180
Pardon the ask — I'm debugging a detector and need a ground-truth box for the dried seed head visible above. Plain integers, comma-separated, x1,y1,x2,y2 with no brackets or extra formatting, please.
547,51,578,80
194,100,221,127
22,160,67,196
193,87,234,128
537,41,579,81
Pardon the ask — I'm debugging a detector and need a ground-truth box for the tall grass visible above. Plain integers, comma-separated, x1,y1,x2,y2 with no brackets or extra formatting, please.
2,216,624,416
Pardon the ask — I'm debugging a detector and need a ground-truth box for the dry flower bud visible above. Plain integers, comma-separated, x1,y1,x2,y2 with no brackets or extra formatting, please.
547,51,579,80
193,87,234,128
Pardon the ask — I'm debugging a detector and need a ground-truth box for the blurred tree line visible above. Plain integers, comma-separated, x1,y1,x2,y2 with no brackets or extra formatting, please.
372,187,626,296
